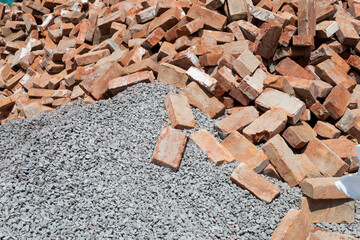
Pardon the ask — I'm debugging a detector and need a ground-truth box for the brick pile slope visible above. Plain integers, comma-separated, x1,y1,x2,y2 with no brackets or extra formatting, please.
0,0,359,237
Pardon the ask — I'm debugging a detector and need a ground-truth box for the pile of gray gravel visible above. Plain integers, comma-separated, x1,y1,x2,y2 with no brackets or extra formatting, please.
0,82,359,239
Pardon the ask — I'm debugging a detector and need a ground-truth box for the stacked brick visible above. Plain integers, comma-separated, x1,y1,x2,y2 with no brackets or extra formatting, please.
0,0,358,232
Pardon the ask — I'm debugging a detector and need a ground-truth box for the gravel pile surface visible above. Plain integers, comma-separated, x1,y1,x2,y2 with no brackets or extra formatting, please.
0,82,359,239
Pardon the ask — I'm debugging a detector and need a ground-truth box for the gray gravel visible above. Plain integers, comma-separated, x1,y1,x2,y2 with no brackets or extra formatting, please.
0,82,359,239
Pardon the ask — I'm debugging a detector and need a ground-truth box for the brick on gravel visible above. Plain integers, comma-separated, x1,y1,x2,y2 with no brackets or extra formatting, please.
108,71,155,96
270,209,313,240
179,82,225,119
262,134,306,187
189,129,234,166
151,125,187,172
164,92,195,130
230,163,280,203
301,197,355,223
222,131,269,173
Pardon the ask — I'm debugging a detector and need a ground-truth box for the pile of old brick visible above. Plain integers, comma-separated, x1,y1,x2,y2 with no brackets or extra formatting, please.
0,0,359,237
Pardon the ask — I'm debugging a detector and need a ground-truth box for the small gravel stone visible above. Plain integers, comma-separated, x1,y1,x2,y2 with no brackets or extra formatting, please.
0,82,358,239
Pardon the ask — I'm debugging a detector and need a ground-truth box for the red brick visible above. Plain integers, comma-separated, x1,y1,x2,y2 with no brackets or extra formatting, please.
301,177,350,199
142,28,165,49
309,101,330,120
315,59,356,90
187,4,226,31
336,17,360,47
243,108,288,144
255,21,283,59
151,125,187,172
75,49,111,66
276,57,315,80
314,121,341,139
298,0,316,36
264,75,295,96
301,197,355,223
213,66,238,92
323,84,351,120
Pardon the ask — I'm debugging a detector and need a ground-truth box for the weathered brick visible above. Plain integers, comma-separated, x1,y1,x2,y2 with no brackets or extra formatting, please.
314,121,341,139
301,197,355,223
276,57,315,80
243,109,288,144
270,209,313,240
164,92,195,130
227,0,248,21
186,66,223,97
315,59,356,90
298,0,316,36
157,63,187,88
231,163,280,203
238,69,266,100
335,17,360,47
301,178,349,199
179,82,225,119
222,131,269,173
323,84,351,120
262,134,306,187
304,138,349,177
233,49,260,78
255,88,306,124
309,101,330,120
264,75,295,96
215,106,259,138
282,121,317,149
255,21,282,59
75,49,111,66
189,129,234,166
151,125,187,172
108,71,154,96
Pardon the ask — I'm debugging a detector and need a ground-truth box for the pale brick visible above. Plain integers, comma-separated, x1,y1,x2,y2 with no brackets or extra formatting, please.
222,131,269,173
304,138,349,177
215,106,259,138
151,125,187,172
255,88,306,124
233,49,260,78
301,197,355,223
231,163,280,203
262,134,306,187
189,129,234,166
164,92,195,130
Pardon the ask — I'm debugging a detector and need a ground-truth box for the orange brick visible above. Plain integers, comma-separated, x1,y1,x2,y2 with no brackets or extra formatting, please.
151,125,187,172
189,129,234,166
108,71,155,95
164,92,196,129
222,131,269,173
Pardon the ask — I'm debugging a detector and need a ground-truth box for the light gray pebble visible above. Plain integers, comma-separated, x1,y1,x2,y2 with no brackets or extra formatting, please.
0,82,359,239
